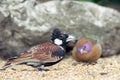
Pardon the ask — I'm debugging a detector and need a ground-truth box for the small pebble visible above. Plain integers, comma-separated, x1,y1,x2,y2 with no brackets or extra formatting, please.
72,62,78,66
100,72,108,75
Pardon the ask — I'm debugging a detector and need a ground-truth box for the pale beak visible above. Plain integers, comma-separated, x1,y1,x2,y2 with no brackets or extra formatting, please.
80,49,88,54
66,35,75,42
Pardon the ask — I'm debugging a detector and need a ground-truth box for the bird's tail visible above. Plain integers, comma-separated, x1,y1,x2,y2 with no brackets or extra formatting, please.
0,52,34,70
0,56,19,70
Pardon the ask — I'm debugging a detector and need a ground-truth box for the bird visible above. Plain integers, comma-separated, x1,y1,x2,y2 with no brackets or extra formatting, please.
72,38,102,62
0,28,75,71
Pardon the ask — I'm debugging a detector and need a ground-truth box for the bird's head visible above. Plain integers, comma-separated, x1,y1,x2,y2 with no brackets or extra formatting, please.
77,42,91,55
75,38,95,55
51,28,75,48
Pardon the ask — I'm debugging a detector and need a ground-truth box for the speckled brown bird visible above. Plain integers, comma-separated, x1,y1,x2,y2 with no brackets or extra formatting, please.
72,38,102,62
0,29,75,71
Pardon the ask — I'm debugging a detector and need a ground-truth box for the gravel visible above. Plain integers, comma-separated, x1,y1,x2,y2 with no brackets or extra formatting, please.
0,55,120,80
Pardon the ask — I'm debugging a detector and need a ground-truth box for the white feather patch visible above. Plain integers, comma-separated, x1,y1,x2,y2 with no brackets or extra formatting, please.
54,39,62,45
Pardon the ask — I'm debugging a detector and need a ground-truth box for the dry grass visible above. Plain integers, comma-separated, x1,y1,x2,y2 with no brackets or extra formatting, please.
0,55,120,80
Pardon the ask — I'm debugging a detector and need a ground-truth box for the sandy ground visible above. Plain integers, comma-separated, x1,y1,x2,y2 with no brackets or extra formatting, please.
0,55,120,80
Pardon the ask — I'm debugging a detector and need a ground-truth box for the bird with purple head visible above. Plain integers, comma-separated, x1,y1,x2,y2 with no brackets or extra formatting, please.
0,28,75,71
72,38,102,62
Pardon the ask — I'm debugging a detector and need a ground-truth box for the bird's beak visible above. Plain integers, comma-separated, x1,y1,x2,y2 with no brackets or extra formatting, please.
66,35,76,42
80,49,88,54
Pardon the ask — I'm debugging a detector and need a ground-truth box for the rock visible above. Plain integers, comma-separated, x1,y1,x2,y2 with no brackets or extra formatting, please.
0,0,120,58
0,15,50,59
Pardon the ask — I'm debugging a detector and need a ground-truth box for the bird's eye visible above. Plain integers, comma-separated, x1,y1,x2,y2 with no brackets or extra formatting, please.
83,46,86,50
82,43,91,52
59,34,65,39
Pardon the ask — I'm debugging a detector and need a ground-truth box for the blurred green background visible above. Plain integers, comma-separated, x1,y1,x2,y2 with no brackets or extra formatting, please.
78,0,120,5
78,0,120,11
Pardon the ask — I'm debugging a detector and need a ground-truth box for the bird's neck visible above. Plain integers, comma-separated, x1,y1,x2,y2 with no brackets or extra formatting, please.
50,40,65,50
59,46,65,50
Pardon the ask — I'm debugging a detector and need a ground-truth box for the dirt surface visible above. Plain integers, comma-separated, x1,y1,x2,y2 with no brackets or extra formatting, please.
0,55,120,80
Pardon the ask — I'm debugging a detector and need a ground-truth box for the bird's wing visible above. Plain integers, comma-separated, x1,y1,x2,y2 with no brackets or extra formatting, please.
31,42,65,63
9,42,65,64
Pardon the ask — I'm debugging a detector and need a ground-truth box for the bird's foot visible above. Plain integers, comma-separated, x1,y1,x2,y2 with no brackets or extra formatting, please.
37,67,50,71
82,62,97,66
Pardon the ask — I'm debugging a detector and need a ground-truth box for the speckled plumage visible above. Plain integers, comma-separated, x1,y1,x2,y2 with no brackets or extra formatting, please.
7,42,64,65
72,38,102,62
0,29,75,70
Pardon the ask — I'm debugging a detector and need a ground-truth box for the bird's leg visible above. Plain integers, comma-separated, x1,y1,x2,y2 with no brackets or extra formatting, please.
37,65,49,71
37,65,44,71
37,67,43,71
89,61,97,65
